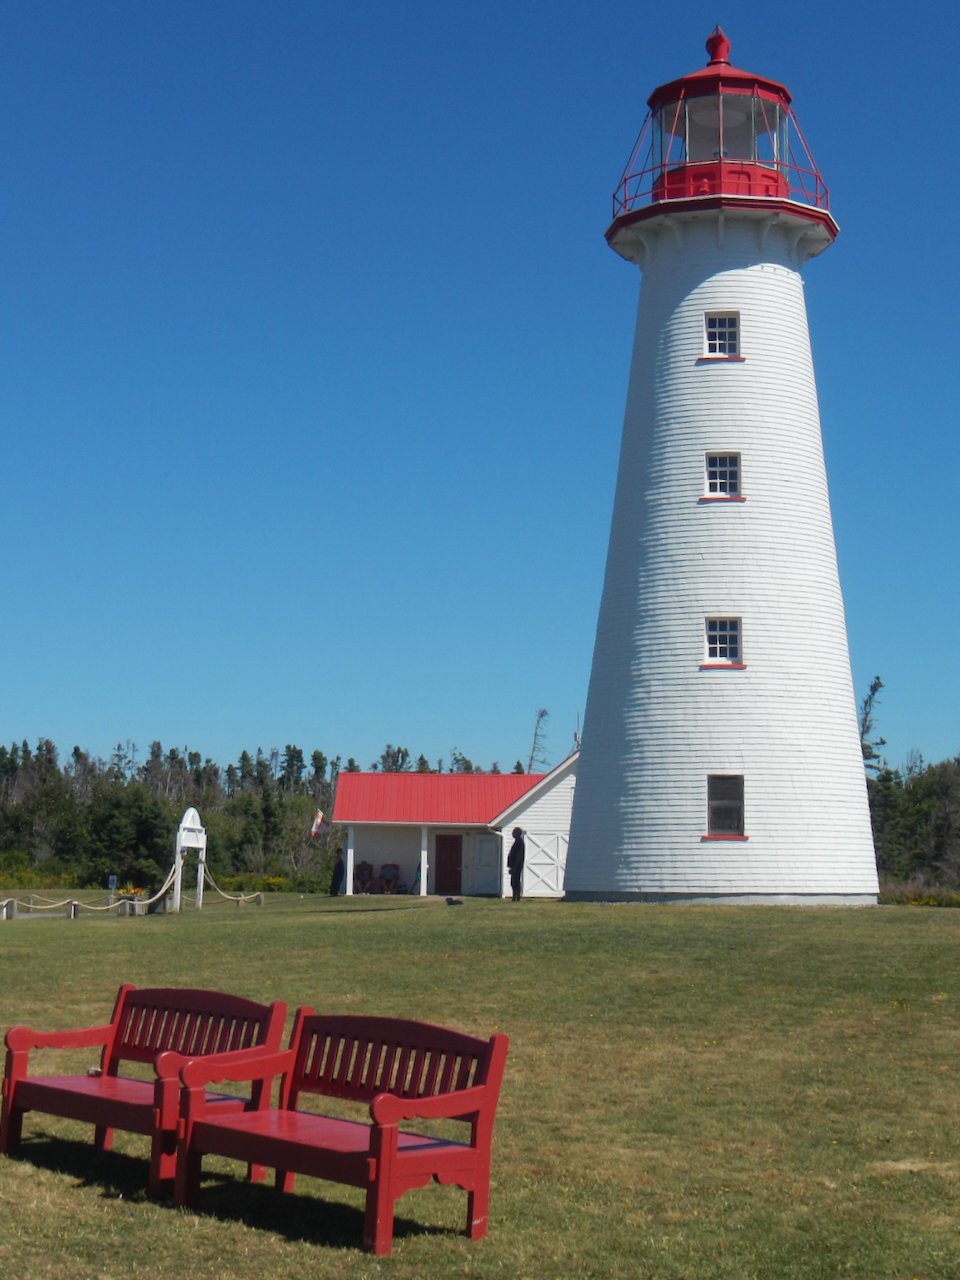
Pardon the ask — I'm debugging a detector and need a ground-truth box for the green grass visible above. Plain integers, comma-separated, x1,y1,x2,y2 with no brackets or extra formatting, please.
1,896,959,1279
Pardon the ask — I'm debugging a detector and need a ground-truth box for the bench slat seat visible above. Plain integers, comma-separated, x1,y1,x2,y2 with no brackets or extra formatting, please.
1,985,286,1195
174,1008,508,1256
13,1075,252,1134
188,1108,472,1182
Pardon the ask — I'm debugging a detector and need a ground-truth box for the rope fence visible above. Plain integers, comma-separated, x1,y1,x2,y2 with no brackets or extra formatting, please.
0,864,263,921
200,867,263,907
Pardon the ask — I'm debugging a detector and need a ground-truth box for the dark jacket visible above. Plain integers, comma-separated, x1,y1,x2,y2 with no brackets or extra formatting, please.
507,833,525,874
329,855,345,896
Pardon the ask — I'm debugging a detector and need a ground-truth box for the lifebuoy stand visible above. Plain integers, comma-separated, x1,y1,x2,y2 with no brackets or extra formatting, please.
172,807,208,912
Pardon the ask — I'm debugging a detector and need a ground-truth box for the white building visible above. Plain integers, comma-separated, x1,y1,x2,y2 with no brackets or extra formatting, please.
565,29,878,903
332,756,577,899
488,752,578,898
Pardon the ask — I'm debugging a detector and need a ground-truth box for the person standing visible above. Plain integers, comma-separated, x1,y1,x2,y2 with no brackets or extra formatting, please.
507,828,525,902
329,848,345,897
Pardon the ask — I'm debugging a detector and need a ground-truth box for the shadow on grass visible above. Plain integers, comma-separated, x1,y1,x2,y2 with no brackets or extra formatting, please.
12,1134,449,1250
13,1134,154,1201
186,1172,449,1250
310,904,433,916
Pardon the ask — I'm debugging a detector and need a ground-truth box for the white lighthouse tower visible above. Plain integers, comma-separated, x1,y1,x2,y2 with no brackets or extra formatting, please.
565,29,878,903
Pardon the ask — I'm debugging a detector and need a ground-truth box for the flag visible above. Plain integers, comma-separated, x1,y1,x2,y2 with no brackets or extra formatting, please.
310,809,328,839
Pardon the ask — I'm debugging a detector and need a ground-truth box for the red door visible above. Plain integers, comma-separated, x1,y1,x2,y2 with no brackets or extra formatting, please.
434,835,462,895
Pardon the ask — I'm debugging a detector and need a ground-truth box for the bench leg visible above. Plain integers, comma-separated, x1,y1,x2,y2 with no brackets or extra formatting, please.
149,1131,178,1197
466,1181,489,1241
247,1161,266,1184
94,1124,114,1153
276,1168,296,1193
174,1147,203,1207
0,1102,23,1155
363,1181,397,1256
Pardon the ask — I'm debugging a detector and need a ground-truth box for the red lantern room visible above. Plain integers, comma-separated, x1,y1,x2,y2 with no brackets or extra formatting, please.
608,28,837,254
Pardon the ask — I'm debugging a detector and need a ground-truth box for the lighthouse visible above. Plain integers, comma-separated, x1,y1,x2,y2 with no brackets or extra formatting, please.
564,30,879,903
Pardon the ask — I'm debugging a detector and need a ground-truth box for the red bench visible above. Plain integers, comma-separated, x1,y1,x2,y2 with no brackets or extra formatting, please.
0,984,286,1195
174,1009,509,1255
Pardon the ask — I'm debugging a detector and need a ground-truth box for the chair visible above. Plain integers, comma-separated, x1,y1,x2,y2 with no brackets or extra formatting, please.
377,863,404,894
353,861,374,893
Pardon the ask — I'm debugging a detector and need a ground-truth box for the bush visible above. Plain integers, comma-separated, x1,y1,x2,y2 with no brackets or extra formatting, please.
0,869,76,891
878,880,960,907
219,873,295,894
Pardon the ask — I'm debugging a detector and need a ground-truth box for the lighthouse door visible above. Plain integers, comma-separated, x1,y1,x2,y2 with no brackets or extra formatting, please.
434,835,462,895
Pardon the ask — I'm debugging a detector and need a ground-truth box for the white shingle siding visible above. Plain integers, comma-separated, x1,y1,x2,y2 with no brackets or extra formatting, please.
514,770,576,832
565,214,878,901
493,757,577,899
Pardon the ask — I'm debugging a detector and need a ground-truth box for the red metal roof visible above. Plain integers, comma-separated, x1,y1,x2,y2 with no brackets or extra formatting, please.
648,27,792,110
332,771,544,826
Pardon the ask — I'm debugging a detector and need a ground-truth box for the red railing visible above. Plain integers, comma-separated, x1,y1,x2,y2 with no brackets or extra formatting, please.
610,105,830,219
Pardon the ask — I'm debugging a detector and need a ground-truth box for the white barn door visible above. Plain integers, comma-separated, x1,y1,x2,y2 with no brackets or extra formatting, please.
523,830,568,898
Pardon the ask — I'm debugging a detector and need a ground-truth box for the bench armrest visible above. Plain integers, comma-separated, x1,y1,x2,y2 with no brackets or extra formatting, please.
179,1047,295,1091
154,1051,189,1081
370,1084,491,1126
5,1022,114,1054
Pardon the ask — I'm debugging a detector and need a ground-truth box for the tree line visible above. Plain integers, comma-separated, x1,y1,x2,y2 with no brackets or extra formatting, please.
1,703,956,891
0,739,520,892
867,761,960,886
860,678,960,887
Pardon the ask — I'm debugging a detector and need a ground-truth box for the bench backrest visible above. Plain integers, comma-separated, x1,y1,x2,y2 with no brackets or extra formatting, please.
284,1010,501,1110
104,985,286,1073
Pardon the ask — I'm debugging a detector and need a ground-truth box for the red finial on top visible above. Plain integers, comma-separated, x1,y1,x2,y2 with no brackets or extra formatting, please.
705,26,730,65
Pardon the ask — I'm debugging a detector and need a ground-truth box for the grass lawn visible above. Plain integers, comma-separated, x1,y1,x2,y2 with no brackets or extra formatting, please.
0,894,958,1279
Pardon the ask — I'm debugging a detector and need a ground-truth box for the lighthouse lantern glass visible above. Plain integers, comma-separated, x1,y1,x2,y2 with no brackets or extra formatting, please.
652,100,684,171
654,92,786,169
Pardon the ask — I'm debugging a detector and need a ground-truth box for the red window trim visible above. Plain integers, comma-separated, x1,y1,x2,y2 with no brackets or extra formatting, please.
700,834,749,842
698,495,746,504
699,663,747,670
697,356,746,364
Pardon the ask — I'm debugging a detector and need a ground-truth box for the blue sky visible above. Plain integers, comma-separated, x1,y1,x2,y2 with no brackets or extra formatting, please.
1,0,956,776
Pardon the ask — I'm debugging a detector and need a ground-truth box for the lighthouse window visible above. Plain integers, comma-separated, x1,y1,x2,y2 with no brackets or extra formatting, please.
705,312,739,356
706,453,740,496
705,618,741,663
707,775,744,836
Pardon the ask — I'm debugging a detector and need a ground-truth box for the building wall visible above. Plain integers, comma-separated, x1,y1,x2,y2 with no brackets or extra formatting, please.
565,215,878,900
349,825,500,895
498,760,577,898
